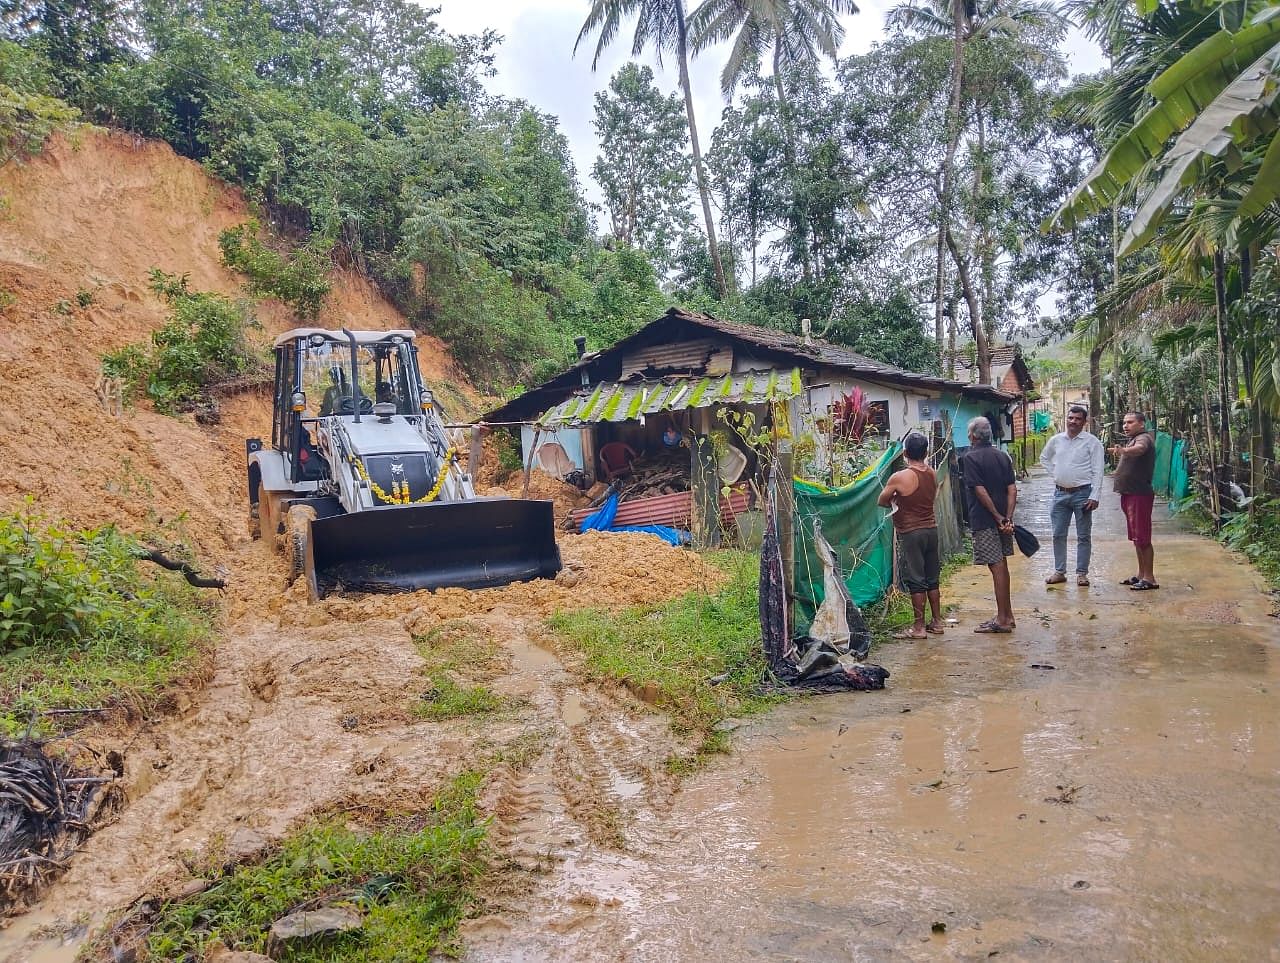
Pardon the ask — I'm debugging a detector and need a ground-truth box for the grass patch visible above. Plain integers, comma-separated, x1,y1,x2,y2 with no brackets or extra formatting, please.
0,508,215,737
417,676,505,721
143,771,488,962
548,550,778,743
411,620,514,721
550,548,974,765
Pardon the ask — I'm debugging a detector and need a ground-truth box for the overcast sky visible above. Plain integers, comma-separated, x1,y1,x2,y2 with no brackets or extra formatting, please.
430,1,1105,207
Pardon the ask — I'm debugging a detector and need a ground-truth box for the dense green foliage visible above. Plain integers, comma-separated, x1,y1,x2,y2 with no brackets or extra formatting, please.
144,771,488,961
218,220,332,321
4,0,676,390
0,506,213,734
592,63,694,271
1050,0,1280,520
0,39,77,162
102,270,260,414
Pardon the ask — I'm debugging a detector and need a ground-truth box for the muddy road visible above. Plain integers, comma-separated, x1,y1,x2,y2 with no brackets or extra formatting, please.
464,473,1280,962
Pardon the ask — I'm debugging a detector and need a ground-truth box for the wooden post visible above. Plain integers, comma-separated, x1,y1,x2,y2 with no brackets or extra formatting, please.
468,424,483,480
522,426,542,499
691,408,721,549
777,438,794,625
581,427,598,486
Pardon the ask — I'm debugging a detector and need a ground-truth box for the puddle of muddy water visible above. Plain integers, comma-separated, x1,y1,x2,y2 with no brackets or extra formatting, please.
0,907,93,963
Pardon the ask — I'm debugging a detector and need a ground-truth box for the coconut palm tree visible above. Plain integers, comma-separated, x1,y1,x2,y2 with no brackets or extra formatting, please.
576,0,730,297
687,0,859,282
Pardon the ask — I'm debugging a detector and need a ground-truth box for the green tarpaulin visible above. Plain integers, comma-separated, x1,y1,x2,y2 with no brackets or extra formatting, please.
1153,430,1191,503
792,446,900,633
792,447,967,632
1031,409,1052,433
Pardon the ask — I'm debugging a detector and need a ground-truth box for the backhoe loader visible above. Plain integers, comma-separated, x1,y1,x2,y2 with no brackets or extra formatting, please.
247,328,560,599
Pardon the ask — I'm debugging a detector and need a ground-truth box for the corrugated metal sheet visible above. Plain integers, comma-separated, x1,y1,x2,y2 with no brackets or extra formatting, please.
539,368,803,427
569,489,751,529
620,339,733,379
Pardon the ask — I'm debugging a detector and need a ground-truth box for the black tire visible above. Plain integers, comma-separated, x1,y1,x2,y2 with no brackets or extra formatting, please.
285,504,316,584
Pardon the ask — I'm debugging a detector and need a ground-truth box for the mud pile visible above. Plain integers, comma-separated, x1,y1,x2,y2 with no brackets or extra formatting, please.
481,468,592,528
302,530,727,633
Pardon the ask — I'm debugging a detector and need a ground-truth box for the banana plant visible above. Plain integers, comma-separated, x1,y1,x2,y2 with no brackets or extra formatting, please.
1049,4,1280,254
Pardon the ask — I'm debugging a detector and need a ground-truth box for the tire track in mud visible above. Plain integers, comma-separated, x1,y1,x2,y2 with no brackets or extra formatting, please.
1,556,693,962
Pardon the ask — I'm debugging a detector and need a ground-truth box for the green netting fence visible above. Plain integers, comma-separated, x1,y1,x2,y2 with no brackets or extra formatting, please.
792,445,966,632
1153,430,1191,504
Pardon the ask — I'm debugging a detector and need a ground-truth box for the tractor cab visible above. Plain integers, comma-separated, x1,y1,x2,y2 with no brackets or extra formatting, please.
271,328,430,485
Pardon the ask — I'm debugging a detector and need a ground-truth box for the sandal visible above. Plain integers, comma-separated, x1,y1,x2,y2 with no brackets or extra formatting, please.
974,621,1014,634
925,624,945,636
896,629,928,640
1120,576,1140,586
1130,579,1160,591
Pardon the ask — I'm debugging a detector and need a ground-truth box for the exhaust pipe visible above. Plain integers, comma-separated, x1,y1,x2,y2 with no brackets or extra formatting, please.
341,327,362,423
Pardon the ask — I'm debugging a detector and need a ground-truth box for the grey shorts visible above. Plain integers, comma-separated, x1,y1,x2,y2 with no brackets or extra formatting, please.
898,527,940,592
972,527,1014,566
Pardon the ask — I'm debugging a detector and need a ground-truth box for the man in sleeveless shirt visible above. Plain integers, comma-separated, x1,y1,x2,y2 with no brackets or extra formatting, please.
1108,410,1159,590
878,432,944,639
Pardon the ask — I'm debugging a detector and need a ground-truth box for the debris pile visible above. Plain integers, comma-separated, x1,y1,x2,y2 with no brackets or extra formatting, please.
0,739,121,914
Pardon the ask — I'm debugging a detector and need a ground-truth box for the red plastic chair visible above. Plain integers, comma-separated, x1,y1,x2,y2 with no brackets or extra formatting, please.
598,442,637,481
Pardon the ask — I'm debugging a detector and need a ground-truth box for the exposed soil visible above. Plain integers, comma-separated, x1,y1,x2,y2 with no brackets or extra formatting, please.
480,467,593,530
0,130,475,556
0,132,710,961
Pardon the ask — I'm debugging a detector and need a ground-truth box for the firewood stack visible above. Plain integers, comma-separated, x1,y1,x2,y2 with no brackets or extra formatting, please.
616,450,690,499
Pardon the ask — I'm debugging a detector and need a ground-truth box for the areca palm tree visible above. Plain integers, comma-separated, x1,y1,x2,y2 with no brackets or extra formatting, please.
576,0,729,297
885,0,1064,379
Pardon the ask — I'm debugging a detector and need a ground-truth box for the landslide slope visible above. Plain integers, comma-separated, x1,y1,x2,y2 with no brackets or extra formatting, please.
0,128,473,557
0,129,714,963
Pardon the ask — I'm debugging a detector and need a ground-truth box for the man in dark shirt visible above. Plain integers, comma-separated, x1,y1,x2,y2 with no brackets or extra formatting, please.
961,415,1018,632
1108,410,1158,590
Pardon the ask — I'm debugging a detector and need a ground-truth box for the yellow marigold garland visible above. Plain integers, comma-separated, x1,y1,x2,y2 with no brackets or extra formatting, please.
349,448,456,505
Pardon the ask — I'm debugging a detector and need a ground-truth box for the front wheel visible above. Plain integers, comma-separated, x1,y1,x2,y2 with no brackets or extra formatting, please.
285,504,317,585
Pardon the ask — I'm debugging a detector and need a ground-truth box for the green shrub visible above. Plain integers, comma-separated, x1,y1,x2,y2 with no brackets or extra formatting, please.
0,506,214,733
1219,496,1280,589
218,220,332,321
0,40,78,163
103,270,260,414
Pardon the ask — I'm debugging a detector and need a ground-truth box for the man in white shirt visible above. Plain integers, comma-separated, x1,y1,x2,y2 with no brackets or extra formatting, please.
1040,405,1104,586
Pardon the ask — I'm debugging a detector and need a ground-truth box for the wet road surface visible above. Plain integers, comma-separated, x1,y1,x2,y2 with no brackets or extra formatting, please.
466,472,1280,961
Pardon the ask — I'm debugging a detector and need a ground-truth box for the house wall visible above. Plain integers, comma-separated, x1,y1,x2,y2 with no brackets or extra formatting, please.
800,377,940,444
937,393,1006,449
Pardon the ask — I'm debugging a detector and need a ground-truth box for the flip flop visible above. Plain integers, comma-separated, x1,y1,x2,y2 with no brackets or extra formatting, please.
1120,577,1141,586
973,621,1013,634
925,625,945,636
896,629,928,640
1130,580,1160,591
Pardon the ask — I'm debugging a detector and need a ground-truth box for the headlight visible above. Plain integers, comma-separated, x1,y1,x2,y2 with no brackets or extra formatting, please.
292,391,306,412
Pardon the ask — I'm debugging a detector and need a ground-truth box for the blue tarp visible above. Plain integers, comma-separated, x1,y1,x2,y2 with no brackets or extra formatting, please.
578,491,690,546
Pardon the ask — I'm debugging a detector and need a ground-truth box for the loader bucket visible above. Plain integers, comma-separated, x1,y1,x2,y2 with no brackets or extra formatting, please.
303,497,561,600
